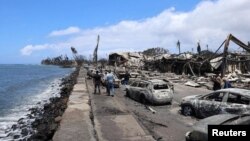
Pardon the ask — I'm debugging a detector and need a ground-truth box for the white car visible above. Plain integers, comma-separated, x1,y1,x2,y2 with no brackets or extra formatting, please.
125,79,174,105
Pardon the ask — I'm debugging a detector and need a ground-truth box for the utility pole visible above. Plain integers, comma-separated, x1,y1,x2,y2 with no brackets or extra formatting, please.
177,40,181,54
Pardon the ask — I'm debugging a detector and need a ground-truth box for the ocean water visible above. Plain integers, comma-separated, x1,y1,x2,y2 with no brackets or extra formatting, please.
0,64,73,138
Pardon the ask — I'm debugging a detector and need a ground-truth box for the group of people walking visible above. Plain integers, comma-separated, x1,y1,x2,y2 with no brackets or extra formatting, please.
212,74,232,91
90,69,131,97
91,70,116,97
92,69,231,94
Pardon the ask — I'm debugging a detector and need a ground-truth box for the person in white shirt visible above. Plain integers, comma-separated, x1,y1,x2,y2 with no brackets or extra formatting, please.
105,70,115,97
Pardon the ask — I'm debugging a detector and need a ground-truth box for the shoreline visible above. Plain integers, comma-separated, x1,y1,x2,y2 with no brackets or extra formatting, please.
2,66,80,141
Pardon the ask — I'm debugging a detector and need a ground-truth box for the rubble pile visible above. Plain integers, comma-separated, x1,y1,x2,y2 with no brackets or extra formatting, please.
105,34,250,90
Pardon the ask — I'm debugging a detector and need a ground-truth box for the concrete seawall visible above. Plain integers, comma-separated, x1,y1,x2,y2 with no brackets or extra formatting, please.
53,67,96,141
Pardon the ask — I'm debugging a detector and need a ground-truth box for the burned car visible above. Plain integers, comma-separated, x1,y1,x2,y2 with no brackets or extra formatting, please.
113,75,121,88
87,68,96,79
130,72,141,78
181,88,250,118
125,79,174,104
185,114,250,141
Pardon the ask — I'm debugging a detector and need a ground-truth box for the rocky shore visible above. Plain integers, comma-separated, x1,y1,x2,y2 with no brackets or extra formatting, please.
4,66,80,141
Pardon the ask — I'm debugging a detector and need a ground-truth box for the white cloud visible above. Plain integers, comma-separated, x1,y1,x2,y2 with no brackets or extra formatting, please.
20,43,70,55
21,44,51,56
48,26,80,37
21,0,250,57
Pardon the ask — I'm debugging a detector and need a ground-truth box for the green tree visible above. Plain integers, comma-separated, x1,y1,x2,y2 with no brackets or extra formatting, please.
142,47,169,56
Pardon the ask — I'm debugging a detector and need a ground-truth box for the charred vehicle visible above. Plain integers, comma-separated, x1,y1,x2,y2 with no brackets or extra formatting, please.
185,114,250,141
113,75,121,88
125,79,174,105
181,88,250,118
127,72,141,84
87,68,96,79
130,72,141,78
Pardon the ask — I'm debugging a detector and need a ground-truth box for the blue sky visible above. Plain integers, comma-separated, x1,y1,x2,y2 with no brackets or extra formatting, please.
0,0,250,64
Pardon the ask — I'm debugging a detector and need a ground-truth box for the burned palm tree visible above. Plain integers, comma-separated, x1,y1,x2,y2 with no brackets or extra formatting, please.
71,46,77,54
93,35,100,66
71,46,84,66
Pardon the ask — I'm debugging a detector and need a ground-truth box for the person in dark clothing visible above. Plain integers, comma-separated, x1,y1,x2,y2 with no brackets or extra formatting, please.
123,71,131,85
212,74,222,91
213,80,221,91
197,42,201,55
93,71,101,94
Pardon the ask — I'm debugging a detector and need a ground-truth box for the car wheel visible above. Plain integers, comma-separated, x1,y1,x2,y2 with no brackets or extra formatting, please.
182,105,194,116
140,95,147,104
125,90,130,97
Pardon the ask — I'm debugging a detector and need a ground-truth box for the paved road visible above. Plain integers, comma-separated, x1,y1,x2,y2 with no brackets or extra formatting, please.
87,78,212,141
87,78,154,141
174,83,212,103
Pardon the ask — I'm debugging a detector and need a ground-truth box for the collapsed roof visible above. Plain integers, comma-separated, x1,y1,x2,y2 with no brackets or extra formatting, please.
108,34,250,76
108,52,144,68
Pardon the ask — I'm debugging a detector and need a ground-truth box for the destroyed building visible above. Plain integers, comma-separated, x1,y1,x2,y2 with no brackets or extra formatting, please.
108,34,250,79
143,52,214,76
108,52,144,69
144,34,250,77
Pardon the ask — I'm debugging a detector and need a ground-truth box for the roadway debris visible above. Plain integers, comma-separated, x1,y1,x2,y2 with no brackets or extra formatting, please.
145,106,157,114
184,81,200,87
